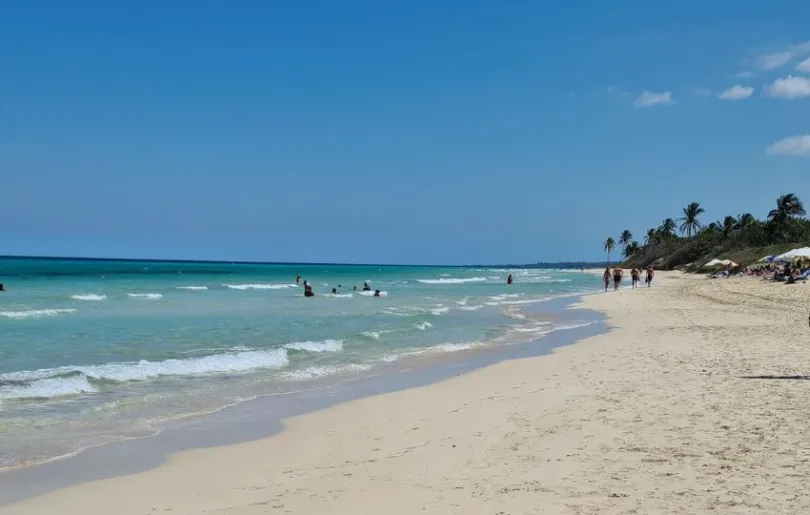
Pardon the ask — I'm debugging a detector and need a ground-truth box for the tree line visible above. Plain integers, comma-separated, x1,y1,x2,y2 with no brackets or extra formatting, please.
602,194,808,269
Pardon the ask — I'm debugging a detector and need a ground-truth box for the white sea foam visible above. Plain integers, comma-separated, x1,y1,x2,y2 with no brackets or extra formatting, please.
71,294,106,301
0,375,97,401
281,364,371,381
456,297,469,306
223,283,298,290
359,290,388,297
425,342,476,353
0,308,77,319
429,306,450,316
176,286,208,290
459,305,484,311
126,293,163,300
490,293,521,301
283,340,343,353
417,277,487,284
415,321,432,331
0,349,290,386
328,293,353,298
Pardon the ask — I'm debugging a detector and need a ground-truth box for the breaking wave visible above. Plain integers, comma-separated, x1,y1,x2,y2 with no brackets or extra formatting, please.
0,308,77,319
417,277,487,284
71,294,106,301
223,283,298,290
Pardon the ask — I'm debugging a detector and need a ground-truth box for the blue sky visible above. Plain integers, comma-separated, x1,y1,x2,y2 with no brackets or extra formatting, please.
2,1,809,264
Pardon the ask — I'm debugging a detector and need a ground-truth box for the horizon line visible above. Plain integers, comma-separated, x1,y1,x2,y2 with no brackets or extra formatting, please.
0,254,604,269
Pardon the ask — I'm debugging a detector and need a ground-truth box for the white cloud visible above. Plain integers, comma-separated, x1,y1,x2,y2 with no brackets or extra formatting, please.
766,75,810,99
796,57,810,73
756,51,793,70
767,135,810,156
693,87,713,96
753,41,810,70
633,90,673,108
717,85,754,101
735,71,756,78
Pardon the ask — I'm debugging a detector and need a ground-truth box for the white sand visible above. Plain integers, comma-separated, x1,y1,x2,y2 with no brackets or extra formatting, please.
4,272,810,514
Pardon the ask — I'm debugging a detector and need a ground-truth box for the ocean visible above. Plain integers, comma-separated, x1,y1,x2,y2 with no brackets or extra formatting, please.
0,257,597,470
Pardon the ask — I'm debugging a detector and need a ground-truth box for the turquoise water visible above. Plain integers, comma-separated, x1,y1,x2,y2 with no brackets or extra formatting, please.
0,258,596,468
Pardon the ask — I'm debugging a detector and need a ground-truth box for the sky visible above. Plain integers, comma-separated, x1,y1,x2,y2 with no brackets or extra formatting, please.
2,1,810,265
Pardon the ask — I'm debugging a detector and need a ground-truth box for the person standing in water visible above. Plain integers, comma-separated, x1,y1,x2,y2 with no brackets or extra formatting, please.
645,266,654,287
603,267,611,292
296,275,301,284
612,267,623,290
507,274,513,285
630,268,640,289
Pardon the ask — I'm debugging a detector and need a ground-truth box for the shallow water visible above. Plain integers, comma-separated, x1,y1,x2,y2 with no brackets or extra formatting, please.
0,258,597,469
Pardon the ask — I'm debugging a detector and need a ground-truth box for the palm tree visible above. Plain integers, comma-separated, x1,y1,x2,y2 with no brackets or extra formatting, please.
736,213,757,230
645,228,657,245
619,230,633,254
623,241,640,259
604,237,616,266
658,218,677,239
721,215,737,241
768,194,805,224
678,202,705,239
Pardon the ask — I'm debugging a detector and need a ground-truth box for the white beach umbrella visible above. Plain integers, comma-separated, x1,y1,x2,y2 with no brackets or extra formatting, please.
717,259,738,267
775,247,810,261
703,258,723,267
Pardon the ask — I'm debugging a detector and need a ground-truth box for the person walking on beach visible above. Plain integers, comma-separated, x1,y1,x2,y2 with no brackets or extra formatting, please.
603,267,611,292
645,266,654,287
630,268,640,289
612,267,623,290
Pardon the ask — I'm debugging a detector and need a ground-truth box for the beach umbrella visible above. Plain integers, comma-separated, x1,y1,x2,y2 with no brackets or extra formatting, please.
717,259,738,267
704,258,723,267
775,247,810,261
758,255,774,263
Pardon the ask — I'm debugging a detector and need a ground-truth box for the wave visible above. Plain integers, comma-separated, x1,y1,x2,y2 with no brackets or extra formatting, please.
458,305,484,311
359,290,388,297
126,293,163,300
223,283,298,290
71,294,106,301
456,297,469,306
328,293,353,298
280,363,371,381
176,286,208,290
415,321,432,330
0,375,97,401
429,306,450,316
490,293,522,301
0,308,77,319
417,277,487,284
283,340,343,353
0,349,290,389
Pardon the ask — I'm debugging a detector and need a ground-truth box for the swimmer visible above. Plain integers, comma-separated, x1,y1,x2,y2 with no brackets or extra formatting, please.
507,274,513,285
0,283,4,291
296,275,301,284
373,289,381,297
331,288,338,295
363,282,371,291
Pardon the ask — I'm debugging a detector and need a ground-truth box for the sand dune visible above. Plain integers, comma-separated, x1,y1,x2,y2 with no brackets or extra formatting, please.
4,272,810,514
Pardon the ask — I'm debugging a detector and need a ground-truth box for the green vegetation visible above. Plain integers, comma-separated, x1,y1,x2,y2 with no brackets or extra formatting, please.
605,194,810,270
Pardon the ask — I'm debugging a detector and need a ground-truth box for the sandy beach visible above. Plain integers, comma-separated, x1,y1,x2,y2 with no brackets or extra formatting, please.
4,271,810,514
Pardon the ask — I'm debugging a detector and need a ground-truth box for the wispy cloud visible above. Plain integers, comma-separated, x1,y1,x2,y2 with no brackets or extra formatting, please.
767,135,810,156
717,85,754,101
766,75,810,99
693,87,713,97
752,41,810,70
735,71,756,78
796,57,810,73
606,86,632,99
633,91,673,108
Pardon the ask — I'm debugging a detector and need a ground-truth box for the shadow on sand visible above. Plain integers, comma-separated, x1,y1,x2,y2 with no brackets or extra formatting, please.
740,375,810,380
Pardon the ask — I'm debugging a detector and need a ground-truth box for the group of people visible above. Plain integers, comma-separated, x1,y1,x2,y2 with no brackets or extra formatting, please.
296,275,381,298
603,266,654,291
